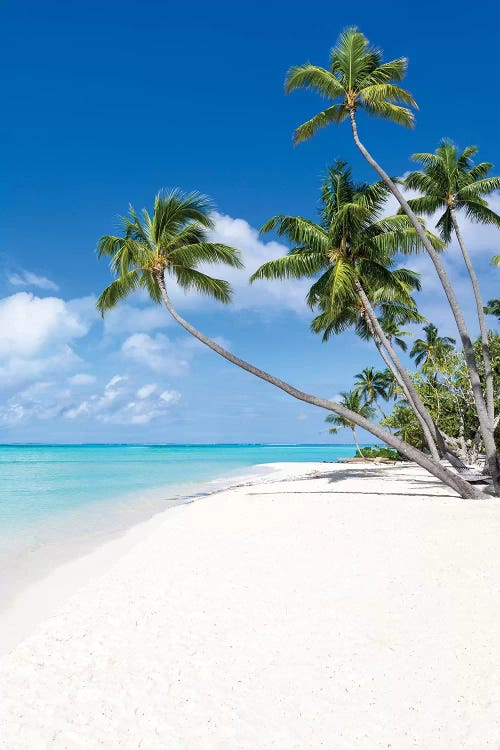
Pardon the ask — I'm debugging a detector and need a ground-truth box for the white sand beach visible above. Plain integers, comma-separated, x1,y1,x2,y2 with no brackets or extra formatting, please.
1,461,500,749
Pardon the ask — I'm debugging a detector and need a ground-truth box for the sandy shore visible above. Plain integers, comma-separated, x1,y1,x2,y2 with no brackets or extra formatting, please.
1,461,500,749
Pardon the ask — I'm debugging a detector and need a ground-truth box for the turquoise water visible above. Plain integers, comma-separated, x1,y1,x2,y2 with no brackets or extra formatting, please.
0,444,357,529
0,444,358,605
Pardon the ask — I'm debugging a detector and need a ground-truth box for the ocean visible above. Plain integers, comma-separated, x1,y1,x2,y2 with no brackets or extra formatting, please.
0,444,358,614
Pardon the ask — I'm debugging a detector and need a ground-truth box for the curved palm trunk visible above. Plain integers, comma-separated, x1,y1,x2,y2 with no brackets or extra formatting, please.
155,271,485,499
349,111,499,493
450,207,494,424
355,280,443,459
364,310,440,458
352,426,364,456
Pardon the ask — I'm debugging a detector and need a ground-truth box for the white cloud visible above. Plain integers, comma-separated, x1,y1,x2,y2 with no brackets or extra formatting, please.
68,373,96,385
137,383,157,399
8,270,59,291
0,292,94,386
102,302,170,334
64,376,180,426
122,332,190,375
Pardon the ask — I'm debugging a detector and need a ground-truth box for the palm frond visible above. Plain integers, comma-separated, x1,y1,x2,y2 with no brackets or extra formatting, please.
96,270,140,316
293,105,348,144
172,266,233,303
170,243,244,269
360,99,414,127
284,64,345,98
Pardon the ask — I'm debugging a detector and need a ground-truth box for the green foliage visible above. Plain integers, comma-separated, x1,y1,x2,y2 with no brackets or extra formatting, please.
354,446,404,461
484,299,500,322
96,190,243,316
409,323,455,371
383,331,500,456
253,162,432,342
404,140,500,242
325,390,375,432
285,27,417,145
353,367,388,406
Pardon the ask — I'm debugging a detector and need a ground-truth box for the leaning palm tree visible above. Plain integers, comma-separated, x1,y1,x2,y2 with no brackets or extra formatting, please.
252,162,443,459
285,28,499,490
96,189,486,499
325,391,375,456
410,324,456,372
353,367,389,417
404,140,500,422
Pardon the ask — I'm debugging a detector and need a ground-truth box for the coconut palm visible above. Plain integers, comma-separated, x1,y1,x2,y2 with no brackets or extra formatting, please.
325,391,376,456
96,190,244,314
252,162,442,458
404,140,500,422
95,189,486,499
353,367,389,417
285,28,500,490
410,324,456,372
379,317,411,352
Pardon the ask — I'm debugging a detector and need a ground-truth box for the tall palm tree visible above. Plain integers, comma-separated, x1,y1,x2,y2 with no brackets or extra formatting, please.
325,391,375,456
252,162,442,459
404,140,500,422
353,367,389,417
410,324,456,372
95,189,485,499
285,28,500,490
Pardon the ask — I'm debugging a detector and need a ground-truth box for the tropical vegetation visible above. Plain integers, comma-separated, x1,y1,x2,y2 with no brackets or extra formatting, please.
96,28,499,500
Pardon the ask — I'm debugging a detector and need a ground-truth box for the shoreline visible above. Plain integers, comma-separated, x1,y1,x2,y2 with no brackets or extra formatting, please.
0,461,319,656
2,461,499,748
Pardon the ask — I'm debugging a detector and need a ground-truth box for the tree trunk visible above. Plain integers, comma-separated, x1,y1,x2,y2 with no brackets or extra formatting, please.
348,110,500,494
363,310,439,457
352,426,364,456
450,207,495,425
155,271,487,499
355,279,443,459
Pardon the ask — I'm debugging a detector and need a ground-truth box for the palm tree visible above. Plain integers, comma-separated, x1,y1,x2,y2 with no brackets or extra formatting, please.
96,190,245,313
484,300,500,322
252,162,442,459
379,317,411,352
95,189,486,499
410,324,456,372
353,367,388,417
404,140,500,422
285,28,499,490
325,391,375,456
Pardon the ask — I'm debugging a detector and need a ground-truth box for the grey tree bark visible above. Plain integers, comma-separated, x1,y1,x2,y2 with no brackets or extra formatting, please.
348,110,499,493
155,271,487,499
450,207,495,424
355,280,443,459
362,305,440,458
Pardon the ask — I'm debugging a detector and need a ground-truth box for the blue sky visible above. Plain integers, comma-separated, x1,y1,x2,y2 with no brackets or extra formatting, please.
1,0,499,443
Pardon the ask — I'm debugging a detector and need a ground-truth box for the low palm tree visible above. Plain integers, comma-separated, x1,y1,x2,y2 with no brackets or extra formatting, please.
252,162,442,458
325,391,375,456
404,140,500,422
285,28,499,490
379,317,411,352
410,324,456,372
95,189,486,499
353,367,389,417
